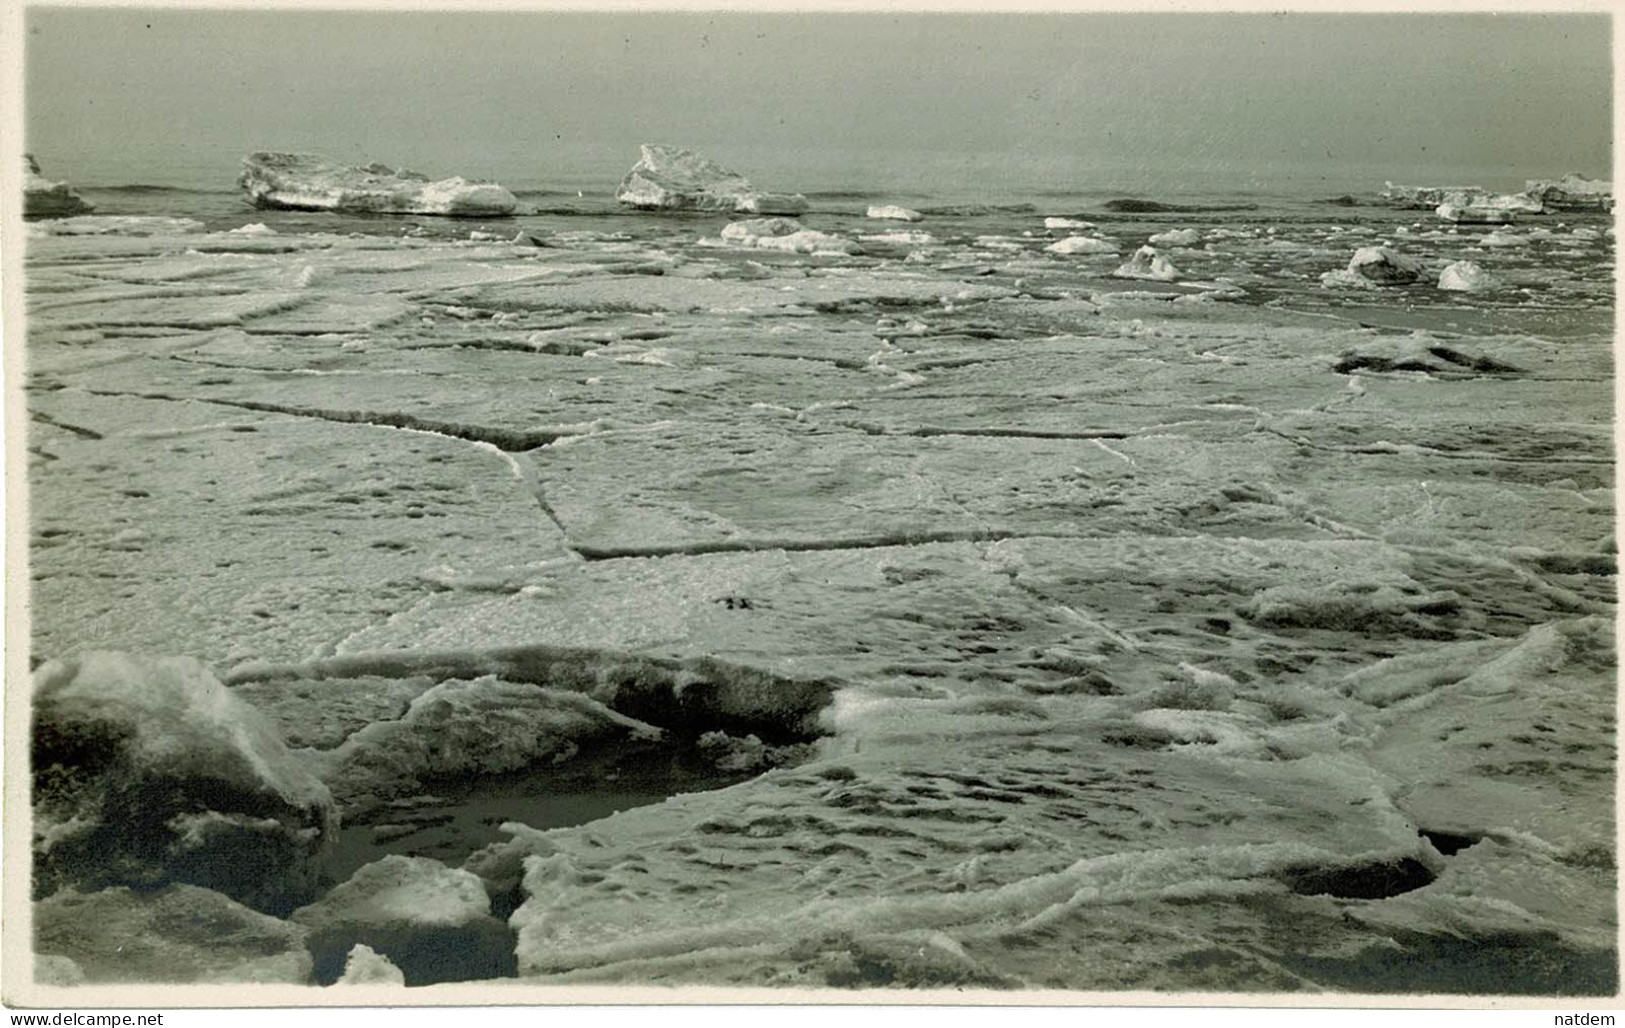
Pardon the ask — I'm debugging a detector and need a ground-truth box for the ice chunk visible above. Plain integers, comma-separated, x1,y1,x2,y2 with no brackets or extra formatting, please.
1112,245,1181,281
1437,260,1501,293
616,144,808,214
1148,228,1202,247
1435,203,1515,225
1524,173,1613,213
23,154,95,216
315,674,662,805
338,944,406,986
291,855,514,985
1322,246,1423,288
31,652,336,913
717,218,855,255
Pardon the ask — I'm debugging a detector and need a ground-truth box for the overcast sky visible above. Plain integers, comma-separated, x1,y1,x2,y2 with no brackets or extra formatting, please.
25,10,1613,193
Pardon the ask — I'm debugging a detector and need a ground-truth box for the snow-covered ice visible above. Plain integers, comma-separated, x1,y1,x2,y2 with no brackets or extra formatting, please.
22,194,1616,994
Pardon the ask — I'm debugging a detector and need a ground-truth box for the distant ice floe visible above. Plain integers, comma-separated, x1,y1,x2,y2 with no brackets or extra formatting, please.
1381,181,1547,214
1435,203,1515,225
229,223,277,236
1524,173,1614,213
860,230,935,245
616,143,808,215
866,204,924,222
716,217,855,255
239,152,519,217
975,235,1025,251
1046,235,1119,256
1043,216,1094,230
23,153,95,217
1148,228,1202,247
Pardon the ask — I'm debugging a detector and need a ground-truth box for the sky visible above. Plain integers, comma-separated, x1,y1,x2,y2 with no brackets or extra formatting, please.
23,9,1614,196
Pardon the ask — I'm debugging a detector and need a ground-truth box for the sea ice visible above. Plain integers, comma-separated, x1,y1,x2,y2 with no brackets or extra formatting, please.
1045,235,1118,255
311,675,661,806
22,188,1616,993
718,217,855,254
28,216,206,236
860,230,934,245
867,204,924,222
1524,173,1613,212
1380,182,1545,213
34,885,313,984
1148,228,1202,246
1435,203,1515,225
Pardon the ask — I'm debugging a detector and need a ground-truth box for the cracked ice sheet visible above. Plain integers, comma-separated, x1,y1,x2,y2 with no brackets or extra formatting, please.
27,291,319,332
811,327,1601,559
1317,617,1619,965
530,414,1347,556
1359,617,1616,859
334,532,1552,700
23,211,1618,992
27,227,572,317
32,289,418,338
310,534,1609,989
961,328,1614,556
52,338,882,445
502,737,1435,988
27,282,252,314
25,392,571,670
1270,380,1614,468
408,314,890,373
466,608,1608,989
1295,459,1613,556
816,321,1611,440
455,269,1018,315
31,252,291,288
24,232,332,266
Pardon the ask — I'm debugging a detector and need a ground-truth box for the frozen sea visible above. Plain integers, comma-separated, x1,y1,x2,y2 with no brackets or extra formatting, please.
23,169,1618,994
